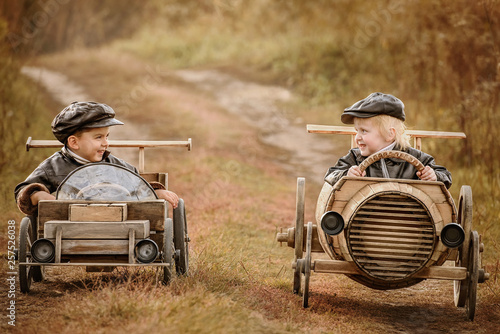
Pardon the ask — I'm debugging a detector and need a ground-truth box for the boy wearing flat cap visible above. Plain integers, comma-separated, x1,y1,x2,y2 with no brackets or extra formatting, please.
325,92,452,188
15,101,179,215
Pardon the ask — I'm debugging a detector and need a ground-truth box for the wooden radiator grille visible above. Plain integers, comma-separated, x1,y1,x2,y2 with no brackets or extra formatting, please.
347,194,435,281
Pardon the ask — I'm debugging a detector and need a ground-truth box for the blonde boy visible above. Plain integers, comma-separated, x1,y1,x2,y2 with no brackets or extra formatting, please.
15,101,179,215
325,93,452,188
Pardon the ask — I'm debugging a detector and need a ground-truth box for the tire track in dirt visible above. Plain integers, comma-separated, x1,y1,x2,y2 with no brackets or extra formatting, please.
175,69,340,180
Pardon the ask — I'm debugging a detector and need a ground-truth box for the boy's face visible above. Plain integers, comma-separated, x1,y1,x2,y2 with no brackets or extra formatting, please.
68,127,110,162
354,118,394,157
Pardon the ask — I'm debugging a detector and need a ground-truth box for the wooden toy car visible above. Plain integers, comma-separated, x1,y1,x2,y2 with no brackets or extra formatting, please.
18,138,191,293
276,125,489,321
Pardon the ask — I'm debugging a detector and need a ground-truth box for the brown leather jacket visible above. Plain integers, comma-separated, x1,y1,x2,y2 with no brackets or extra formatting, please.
324,147,452,189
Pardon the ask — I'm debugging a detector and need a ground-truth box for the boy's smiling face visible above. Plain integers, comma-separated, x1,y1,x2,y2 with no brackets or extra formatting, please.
67,127,110,162
354,118,394,157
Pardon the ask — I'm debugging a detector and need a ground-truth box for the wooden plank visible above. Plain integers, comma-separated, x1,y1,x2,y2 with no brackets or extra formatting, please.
312,259,361,275
352,217,433,226
360,204,426,212
349,240,433,249
351,247,431,255
59,239,130,255
349,235,434,244
414,266,467,280
26,137,192,151
44,220,150,239
307,124,466,139
350,223,433,233
38,200,166,232
69,203,127,222
23,262,171,267
357,259,422,266
55,226,62,263
128,229,135,264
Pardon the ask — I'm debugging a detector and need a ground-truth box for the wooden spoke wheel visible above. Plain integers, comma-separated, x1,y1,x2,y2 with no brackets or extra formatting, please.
174,199,189,276
454,185,473,307
301,222,313,308
162,218,174,285
465,231,479,321
19,217,34,293
293,177,305,294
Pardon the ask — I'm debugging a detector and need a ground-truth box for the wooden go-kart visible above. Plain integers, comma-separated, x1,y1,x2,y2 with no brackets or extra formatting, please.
276,125,489,321
18,138,191,293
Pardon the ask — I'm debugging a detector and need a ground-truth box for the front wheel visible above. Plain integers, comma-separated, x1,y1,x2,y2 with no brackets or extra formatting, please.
162,218,174,285
19,217,34,293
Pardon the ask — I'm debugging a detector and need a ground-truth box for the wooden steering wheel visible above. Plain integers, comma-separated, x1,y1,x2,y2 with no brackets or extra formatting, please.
358,150,425,174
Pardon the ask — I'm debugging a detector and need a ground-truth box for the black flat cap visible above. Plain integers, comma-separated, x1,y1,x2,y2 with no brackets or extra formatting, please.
51,101,123,143
341,92,405,124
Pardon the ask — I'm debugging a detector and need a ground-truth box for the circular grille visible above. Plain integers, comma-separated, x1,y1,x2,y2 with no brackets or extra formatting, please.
347,193,435,281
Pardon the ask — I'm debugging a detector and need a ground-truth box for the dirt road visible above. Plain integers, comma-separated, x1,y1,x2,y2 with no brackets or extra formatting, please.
3,50,498,333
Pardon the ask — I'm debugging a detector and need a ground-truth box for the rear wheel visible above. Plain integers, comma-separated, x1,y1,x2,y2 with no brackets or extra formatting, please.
293,178,305,294
301,222,313,308
173,199,189,275
19,217,33,293
162,218,174,284
454,186,473,307
465,231,479,321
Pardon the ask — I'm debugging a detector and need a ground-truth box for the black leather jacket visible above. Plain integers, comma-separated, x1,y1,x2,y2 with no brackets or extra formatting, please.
14,150,137,214
324,147,452,189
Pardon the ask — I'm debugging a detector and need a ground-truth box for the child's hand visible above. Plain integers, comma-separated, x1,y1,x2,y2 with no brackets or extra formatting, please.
30,191,56,205
347,166,366,177
417,166,437,181
155,189,179,209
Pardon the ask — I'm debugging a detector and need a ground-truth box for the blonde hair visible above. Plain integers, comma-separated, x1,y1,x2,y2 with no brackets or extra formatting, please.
368,115,410,150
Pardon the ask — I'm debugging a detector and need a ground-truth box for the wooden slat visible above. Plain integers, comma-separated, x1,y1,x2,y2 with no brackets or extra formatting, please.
69,203,127,222
349,241,433,250
44,220,150,239
353,217,432,226
356,259,422,266
356,210,430,219
365,200,421,207
351,247,431,255
414,266,467,280
350,223,433,233
355,253,428,261
312,259,361,275
360,204,427,212
307,124,466,139
23,262,170,267
26,137,192,151
38,200,166,232
349,235,434,244
58,239,130,255
128,229,135,264
351,230,433,238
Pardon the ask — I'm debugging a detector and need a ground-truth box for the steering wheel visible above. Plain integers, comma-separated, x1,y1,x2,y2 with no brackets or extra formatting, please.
358,150,425,174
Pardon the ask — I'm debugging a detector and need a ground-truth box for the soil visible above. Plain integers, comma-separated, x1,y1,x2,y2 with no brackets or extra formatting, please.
2,51,499,333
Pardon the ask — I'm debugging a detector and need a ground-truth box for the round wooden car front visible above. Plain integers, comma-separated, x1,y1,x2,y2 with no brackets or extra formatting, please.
315,177,456,290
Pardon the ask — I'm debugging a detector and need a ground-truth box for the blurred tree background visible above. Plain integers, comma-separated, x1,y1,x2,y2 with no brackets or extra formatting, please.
1,0,499,245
